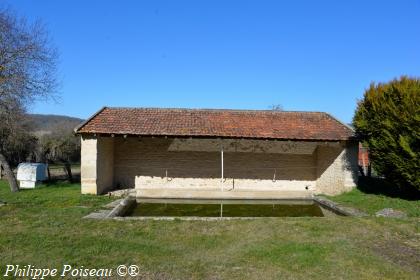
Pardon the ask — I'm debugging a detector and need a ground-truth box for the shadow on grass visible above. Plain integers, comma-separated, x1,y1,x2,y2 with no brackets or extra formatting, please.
43,175,81,185
37,179,81,188
357,177,420,201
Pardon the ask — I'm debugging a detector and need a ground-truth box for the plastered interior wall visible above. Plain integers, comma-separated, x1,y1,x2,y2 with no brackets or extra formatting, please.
81,136,359,195
114,138,322,192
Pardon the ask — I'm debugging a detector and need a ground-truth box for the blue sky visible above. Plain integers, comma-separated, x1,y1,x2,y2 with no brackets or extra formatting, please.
7,0,420,123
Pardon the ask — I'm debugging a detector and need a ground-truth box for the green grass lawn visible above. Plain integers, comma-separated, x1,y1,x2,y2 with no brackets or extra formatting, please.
328,188,420,217
328,177,420,217
0,180,419,279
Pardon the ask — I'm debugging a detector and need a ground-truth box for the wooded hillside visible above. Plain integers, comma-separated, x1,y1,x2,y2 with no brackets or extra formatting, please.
25,114,84,136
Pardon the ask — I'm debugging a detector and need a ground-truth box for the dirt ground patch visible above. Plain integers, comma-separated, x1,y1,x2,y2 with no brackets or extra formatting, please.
370,239,420,273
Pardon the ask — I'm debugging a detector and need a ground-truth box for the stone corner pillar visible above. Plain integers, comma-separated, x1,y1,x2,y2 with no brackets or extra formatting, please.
315,141,359,195
343,140,359,189
80,135,114,195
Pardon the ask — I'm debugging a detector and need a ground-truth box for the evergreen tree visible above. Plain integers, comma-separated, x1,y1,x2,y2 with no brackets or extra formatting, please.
353,76,419,192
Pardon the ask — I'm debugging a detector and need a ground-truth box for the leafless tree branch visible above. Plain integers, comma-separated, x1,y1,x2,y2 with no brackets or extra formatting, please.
0,6,59,192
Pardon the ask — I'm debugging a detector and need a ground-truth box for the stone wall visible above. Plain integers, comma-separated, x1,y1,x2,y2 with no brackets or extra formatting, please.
343,142,359,188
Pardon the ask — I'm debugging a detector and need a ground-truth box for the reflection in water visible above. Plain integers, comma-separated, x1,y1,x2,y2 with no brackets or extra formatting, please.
129,199,324,217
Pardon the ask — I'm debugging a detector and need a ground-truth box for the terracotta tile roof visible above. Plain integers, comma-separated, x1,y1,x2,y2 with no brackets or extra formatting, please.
75,107,354,141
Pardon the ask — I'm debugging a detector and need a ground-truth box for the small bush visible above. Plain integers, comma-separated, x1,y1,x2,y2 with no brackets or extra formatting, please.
353,76,419,192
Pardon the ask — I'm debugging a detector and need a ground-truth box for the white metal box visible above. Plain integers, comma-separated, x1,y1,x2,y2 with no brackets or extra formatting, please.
16,163,48,189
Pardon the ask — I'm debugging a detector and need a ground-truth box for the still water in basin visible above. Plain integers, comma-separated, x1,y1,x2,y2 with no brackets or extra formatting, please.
129,199,324,217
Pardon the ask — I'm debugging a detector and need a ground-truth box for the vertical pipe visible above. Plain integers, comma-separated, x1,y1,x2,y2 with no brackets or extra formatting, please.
221,145,224,192
362,150,367,175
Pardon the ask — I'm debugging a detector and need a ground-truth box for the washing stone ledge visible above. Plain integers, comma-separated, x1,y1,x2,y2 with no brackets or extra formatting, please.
314,196,369,217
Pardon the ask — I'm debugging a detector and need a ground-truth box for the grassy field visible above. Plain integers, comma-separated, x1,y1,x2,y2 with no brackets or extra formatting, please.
0,181,419,279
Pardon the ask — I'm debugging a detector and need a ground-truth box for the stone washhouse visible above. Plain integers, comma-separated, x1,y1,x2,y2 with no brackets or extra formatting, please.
75,107,359,199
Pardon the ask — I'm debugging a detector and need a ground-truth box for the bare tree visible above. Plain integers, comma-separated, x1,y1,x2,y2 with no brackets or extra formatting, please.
38,130,80,183
0,7,58,192
270,104,283,111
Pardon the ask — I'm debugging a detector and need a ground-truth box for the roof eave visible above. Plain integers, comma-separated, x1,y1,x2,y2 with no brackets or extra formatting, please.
76,131,355,142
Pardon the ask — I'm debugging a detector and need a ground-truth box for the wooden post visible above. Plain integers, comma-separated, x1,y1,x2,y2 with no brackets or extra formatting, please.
46,161,51,181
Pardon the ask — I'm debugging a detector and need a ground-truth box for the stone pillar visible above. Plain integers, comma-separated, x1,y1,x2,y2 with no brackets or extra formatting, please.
81,136,98,194
315,141,359,195
343,141,359,188
81,136,114,194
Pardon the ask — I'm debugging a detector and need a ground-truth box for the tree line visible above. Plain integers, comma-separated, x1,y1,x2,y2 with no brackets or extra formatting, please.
1,123,80,168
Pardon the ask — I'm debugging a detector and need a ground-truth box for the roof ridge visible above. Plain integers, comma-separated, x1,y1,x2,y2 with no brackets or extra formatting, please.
103,106,329,114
